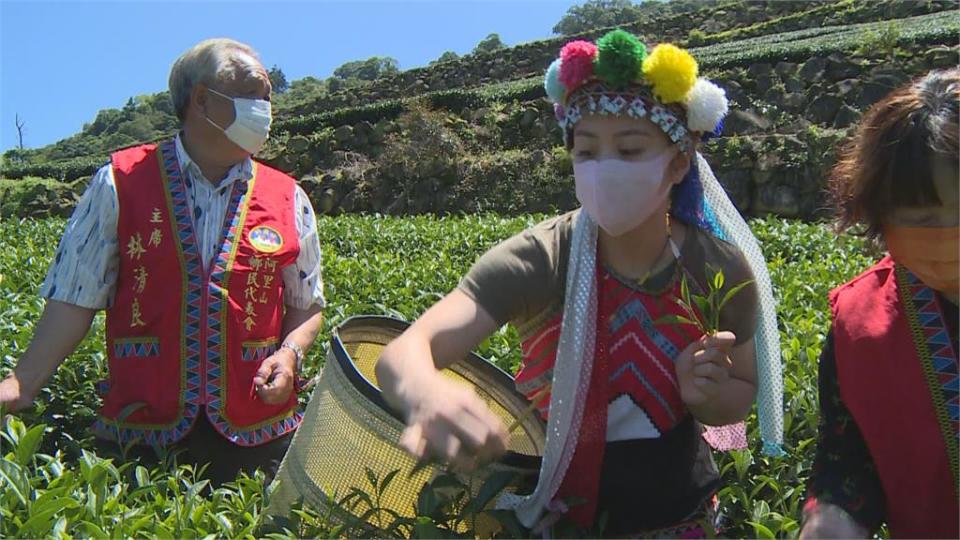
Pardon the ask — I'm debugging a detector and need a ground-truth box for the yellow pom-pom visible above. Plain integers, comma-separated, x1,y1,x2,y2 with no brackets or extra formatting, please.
642,44,698,104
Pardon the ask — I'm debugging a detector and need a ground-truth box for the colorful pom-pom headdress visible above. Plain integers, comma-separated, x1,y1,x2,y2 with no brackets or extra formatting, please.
545,29,729,152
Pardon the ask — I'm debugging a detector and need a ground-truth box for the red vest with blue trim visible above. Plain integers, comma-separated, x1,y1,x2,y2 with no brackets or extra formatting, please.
94,140,303,447
830,256,958,538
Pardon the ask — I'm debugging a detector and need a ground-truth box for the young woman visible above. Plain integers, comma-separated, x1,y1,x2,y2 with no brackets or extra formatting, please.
377,30,783,537
802,68,959,539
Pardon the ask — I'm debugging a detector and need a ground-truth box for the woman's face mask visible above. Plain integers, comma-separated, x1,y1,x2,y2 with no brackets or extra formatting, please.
884,226,959,295
573,148,677,236
884,157,960,296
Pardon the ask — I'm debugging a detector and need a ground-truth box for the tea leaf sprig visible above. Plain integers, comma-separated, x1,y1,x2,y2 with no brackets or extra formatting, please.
657,264,754,336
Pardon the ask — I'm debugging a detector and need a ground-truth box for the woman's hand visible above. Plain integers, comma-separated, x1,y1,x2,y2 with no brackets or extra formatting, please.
676,331,736,407
396,371,509,472
675,332,756,426
376,289,507,473
800,502,869,539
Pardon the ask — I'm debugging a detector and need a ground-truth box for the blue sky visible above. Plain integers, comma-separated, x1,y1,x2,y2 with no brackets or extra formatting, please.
0,0,582,152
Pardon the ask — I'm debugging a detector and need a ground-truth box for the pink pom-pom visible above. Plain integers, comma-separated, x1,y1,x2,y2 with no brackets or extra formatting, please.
559,40,597,89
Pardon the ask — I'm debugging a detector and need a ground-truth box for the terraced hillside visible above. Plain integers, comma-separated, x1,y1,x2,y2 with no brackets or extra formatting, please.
274,0,949,115
1,0,957,219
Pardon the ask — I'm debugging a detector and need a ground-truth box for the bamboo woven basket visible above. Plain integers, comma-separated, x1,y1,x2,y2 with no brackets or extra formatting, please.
267,316,545,535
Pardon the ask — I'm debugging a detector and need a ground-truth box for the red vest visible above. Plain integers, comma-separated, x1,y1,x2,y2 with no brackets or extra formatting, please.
830,256,958,538
92,140,303,447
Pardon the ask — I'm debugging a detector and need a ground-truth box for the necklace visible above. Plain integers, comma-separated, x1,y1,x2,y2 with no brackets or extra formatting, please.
635,213,682,287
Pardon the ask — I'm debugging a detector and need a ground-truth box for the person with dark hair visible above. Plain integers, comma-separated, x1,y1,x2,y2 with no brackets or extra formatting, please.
802,68,959,539
376,31,785,537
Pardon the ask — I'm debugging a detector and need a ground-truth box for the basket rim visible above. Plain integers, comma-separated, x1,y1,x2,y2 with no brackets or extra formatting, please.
330,315,543,470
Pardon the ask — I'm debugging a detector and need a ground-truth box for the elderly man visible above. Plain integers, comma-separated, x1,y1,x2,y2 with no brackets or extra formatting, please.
0,38,324,484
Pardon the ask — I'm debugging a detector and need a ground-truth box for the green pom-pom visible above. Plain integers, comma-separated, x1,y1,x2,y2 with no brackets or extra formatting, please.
593,29,647,87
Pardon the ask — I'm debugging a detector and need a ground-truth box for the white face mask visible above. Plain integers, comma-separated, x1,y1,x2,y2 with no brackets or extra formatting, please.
206,88,272,154
573,148,676,237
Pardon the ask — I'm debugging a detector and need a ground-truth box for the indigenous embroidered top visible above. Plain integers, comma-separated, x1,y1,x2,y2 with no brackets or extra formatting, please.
40,134,325,311
459,210,759,533
808,257,959,538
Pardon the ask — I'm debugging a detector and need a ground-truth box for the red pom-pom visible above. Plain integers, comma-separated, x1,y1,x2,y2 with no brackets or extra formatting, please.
559,40,597,90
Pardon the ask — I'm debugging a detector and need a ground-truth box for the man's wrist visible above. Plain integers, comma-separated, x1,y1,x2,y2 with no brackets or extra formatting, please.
279,341,304,372
275,346,299,371
12,366,44,401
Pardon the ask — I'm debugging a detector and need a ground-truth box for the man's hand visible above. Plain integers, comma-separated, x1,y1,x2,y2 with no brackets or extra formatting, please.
0,374,34,412
2,300,97,415
253,349,296,404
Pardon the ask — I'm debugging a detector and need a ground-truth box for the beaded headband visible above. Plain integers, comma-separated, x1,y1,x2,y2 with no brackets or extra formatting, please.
545,29,729,152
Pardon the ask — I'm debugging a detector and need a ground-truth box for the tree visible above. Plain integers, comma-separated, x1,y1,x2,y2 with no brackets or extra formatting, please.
268,65,289,93
333,56,400,81
3,147,30,164
552,0,646,35
430,51,460,65
150,91,176,117
275,76,326,106
14,114,25,149
473,33,506,55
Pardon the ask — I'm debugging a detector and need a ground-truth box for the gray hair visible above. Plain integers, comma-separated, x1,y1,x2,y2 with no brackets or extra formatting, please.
168,38,265,121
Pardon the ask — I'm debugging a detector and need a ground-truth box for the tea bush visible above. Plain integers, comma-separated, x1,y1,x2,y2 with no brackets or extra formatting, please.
1,215,877,538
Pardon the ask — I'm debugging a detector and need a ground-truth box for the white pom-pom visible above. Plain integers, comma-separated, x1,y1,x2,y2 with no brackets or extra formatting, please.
685,78,728,133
